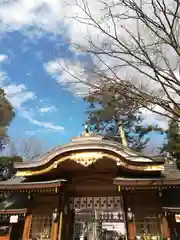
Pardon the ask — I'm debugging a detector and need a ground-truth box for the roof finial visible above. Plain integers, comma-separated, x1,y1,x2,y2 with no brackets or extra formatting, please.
84,124,89,133
79,124,91,137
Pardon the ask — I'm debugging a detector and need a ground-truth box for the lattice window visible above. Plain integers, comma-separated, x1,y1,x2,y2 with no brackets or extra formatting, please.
29,214,52,240
71,196,123,210
135,214,161,237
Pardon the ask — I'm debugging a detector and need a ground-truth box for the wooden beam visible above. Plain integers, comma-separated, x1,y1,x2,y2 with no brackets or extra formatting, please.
114,178,180,187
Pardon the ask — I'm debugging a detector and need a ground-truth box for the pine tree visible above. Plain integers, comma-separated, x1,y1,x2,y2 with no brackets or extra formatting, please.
85,89,161,152
161,117,180,162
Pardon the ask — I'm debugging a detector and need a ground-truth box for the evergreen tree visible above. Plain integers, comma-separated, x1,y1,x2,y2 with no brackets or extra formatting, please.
0,88,15,150
161,117,180,162
85,89,161,152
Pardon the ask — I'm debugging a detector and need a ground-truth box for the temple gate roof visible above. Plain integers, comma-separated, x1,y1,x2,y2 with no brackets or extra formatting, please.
13,134,164,177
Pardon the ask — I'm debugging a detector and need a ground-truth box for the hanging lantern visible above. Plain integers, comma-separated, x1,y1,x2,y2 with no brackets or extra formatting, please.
158,187,162,197
52,208,58,222
127,208,133,221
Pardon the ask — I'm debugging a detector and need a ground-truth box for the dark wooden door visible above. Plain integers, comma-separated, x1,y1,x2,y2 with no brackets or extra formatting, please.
10,220,24,240
167,214,180,240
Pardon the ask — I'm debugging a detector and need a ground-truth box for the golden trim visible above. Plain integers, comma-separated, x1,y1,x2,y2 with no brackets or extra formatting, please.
16,155,70,177
70,152,103,166
58,212,63,240
144,165,164,171
16,151,164,177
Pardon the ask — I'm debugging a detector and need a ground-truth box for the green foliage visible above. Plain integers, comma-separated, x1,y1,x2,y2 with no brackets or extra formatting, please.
0,156,23,165
85,90,162,152
0,88,15,149
161,117,180,167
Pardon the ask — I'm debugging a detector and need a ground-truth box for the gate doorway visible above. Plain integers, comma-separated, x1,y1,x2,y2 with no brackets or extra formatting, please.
71,196,126,240
10,220,24,240
73,209,126,240
167,213,180,239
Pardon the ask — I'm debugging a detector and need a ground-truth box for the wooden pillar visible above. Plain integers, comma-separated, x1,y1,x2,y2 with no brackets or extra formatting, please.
159,189,171,239
51,190,60,240
123,190,135,240
6,226,12,240
122,192,130,240
22,214,32,240
51,222,58,240
128,222,135,240
161,214,171,239
58,184,65,240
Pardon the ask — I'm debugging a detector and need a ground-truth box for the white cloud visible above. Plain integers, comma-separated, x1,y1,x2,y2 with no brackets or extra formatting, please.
45,59,93,96
21,110,64,132
25,129,47,136
5,85,64,132
0,54,8,63
0,55,9,85
0,53,64,132
0,72,8,85
39,106,57,113
0,65,36,109
141,107,168,130
0,0,64,35
3,84,64,132
3,84,36,108
0,0,119,44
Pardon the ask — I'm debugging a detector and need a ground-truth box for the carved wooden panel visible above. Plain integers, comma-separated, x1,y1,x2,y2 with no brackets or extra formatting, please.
70,196,123,210
107,197,114,209
100,197,107,209
94,197,100,209
74,197,80,209
87,197,93,209
80,197,87,209
114,196,123,209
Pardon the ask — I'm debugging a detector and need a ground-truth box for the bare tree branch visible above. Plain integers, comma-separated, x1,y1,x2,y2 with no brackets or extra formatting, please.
8,137,46,161
61,0,180,122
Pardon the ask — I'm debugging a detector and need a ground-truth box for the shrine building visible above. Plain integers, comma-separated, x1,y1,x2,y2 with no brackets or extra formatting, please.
0,133,180,239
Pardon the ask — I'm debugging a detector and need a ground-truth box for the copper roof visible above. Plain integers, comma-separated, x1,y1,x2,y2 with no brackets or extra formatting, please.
0,177,65,191
14,136,164,170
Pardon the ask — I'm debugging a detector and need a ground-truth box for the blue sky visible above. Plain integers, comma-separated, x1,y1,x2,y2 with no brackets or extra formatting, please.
0,31,88,149
0,0,166,154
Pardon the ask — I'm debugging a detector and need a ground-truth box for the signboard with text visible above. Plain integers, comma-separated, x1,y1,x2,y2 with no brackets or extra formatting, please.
10,215,18,223
175,214,180,223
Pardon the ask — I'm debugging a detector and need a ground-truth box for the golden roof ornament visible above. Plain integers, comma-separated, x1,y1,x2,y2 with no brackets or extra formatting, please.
71,124,103,142
70,152,104,166
80,124,93,137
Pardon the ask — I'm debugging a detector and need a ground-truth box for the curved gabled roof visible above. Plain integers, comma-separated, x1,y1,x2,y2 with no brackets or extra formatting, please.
15,136,164,177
